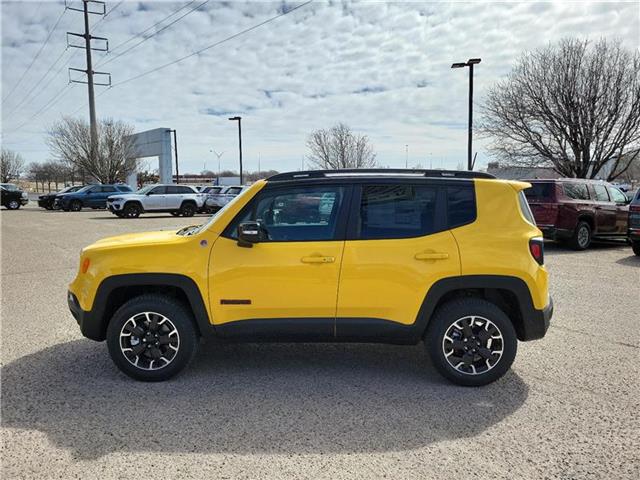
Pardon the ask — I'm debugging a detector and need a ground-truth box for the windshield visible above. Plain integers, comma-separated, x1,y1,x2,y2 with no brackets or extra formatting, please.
178,186,253,236
0,184,19,191
74,185,94,193
136,185,156,194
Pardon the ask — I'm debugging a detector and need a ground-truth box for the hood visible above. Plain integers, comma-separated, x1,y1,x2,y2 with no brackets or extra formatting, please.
83,229,183,252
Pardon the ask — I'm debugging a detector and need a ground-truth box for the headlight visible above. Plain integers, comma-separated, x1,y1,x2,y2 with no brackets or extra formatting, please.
21,192,28,198
109,197,122,201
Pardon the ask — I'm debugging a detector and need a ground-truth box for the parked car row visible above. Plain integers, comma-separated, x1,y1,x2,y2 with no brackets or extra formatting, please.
29,182,249,218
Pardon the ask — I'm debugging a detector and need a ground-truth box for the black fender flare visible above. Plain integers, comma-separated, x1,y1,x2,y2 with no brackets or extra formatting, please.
415,275,540,340
86,273,213,341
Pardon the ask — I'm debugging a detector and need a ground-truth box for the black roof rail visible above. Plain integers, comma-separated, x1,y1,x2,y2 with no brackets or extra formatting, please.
268,169,495,182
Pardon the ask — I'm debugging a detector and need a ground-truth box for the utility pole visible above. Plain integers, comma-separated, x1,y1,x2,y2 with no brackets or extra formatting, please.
67,0,110,156
228,116,243,184
166,129,179,183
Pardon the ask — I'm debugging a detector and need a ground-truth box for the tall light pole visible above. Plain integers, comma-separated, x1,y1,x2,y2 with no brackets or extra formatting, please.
228,116,243,184
405,144,409,168
451,58,481,171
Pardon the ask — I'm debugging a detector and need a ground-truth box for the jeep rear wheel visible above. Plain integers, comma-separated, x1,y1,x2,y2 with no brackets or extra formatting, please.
425,298,517,386
6,199,20,210
569,221,591,250
106,295,198,381
123,202,141,218
180,202,196,217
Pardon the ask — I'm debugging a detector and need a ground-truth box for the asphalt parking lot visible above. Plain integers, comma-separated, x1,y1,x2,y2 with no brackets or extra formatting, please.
1,204,639,479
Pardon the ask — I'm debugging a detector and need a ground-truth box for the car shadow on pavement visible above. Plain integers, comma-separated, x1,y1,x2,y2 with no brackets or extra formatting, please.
1,340,528,460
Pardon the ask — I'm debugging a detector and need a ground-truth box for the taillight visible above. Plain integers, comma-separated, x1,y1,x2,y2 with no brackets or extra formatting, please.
630,205,640,213
529,237,544,265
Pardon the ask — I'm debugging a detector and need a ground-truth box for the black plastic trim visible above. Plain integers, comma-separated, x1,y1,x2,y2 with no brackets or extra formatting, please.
70,273,214,342
71,274,550,344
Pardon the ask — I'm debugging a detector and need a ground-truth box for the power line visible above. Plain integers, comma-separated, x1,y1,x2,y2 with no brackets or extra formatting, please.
97,0,208,68
2,7,67,105
102,0,197,56
5,83,76,134
4,47,70,118
93,0,125,32
111,0,313,88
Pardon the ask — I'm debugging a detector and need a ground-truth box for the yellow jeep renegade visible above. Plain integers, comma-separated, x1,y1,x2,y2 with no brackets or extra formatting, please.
68,169,552,386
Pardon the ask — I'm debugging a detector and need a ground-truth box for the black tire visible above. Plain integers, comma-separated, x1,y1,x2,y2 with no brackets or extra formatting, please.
170,211,181,217
45,205,54,210
122,202,142,218
425,298,517,387
70,200,82,212
632,242,640,256
569,220,591,250
180,202,196,217
6,199,20,210
106,294,199,382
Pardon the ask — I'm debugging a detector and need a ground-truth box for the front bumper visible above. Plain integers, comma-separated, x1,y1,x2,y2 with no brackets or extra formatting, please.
107,202,123,211
521,296,553,341
68,291,105,341
20,198,29,206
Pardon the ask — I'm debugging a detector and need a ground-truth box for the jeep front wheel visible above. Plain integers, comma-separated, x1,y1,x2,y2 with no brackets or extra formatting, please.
425,298,517,386
106,295,199,381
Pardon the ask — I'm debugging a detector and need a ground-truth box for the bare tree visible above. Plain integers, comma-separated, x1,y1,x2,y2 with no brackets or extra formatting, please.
482,38,640,180
1,149,25,182
306,123,376,169
47,117,138,184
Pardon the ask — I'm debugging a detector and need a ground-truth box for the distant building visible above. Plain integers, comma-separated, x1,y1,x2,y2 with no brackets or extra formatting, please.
486,162,560,180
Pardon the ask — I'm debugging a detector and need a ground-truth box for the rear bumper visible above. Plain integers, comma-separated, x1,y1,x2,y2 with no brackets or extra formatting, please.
628,227,640,243
68,291,105,341
521,296,553,341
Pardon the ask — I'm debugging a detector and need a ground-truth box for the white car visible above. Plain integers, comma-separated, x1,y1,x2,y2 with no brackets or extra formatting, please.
205,185,248,211
107,184,206,218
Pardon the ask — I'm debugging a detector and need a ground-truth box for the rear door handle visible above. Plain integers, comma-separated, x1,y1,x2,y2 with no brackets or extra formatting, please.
301,256,335,264
415,252,449,261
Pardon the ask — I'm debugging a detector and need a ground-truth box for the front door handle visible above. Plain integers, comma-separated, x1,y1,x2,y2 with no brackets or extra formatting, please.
301,256,335,264
415,252,449,261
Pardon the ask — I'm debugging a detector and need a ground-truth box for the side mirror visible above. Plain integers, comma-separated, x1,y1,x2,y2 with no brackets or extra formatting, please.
237,222,264,248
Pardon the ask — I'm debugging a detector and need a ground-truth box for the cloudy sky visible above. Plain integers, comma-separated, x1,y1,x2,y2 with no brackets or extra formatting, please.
2,0,639,175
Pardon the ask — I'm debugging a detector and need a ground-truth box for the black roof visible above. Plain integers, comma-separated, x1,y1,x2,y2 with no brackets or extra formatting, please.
268,169,495,182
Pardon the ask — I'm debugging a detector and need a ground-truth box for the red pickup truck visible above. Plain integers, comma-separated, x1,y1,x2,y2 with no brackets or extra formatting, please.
524,179,630,250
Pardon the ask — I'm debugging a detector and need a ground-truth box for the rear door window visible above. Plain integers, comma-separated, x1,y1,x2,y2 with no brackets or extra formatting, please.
564,183,590,200
358,184,438,239
102,186,117,193
593,184,610,201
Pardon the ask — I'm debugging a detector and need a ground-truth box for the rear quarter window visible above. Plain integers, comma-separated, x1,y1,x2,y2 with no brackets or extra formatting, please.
524,182,554,201
447,185,476,228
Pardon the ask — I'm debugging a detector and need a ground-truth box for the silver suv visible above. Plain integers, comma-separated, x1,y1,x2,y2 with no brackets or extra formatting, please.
205,185,248,212
107,184,205,218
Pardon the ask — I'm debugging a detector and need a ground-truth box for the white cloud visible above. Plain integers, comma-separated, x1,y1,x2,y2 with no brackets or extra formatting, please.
1,0,639,174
